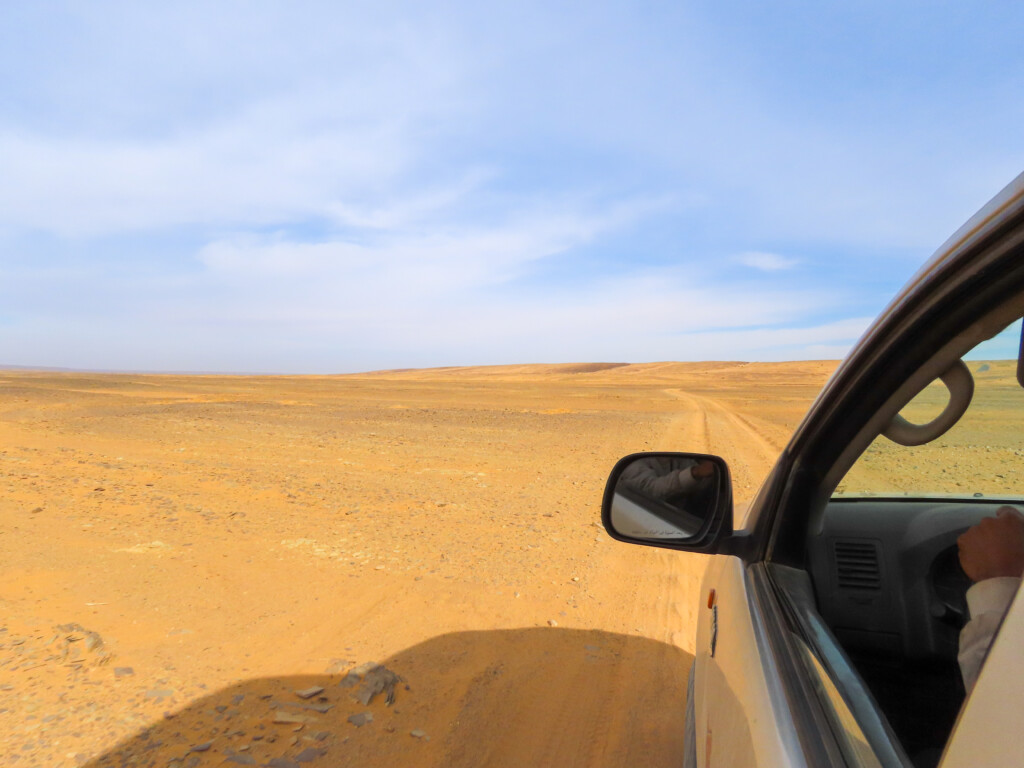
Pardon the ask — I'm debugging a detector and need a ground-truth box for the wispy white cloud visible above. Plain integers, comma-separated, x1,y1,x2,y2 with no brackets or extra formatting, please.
666,317,875,362
736,252,799,271
0,94,428,237
195,195,670,289
1,2,1021,371
0,215,840,372
1,3,1007,250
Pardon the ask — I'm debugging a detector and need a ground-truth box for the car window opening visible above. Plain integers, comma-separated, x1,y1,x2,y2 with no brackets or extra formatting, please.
812,314,1024,766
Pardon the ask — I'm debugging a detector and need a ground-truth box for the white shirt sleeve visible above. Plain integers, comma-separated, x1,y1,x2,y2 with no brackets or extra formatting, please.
958,576,1021,692
621,461,703,499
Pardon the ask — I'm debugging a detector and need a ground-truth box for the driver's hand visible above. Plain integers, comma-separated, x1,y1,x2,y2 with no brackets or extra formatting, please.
958,506,1024,582
691,460,715,480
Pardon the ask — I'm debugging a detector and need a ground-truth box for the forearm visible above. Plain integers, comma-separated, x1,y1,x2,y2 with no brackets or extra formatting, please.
632,466,699,498
958,576,1020,691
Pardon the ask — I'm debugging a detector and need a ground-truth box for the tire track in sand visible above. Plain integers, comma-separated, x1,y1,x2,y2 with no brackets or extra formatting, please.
434,386,771,767
660,388,785,500
536,385,796,766
636,387,787,655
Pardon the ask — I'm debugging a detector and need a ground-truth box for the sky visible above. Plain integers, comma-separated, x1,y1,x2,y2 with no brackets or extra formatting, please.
1,2,1022,373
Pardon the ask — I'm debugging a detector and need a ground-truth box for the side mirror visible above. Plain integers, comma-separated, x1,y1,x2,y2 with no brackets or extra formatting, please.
601,452,734,551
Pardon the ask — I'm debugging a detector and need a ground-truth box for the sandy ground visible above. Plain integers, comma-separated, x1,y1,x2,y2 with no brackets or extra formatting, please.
0,361,836,768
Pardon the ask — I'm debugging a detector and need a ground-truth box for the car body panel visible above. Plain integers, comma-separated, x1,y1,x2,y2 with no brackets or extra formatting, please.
695,556,808,768
940,583,1024,767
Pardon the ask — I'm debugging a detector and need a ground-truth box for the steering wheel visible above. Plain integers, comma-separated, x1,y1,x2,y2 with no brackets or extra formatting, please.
929,545,971,629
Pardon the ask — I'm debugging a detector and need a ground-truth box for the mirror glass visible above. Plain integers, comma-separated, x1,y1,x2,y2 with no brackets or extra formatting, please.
608,453,721,541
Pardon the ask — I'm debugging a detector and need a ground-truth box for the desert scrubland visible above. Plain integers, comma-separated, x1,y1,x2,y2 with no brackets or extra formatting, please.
0,362,837,768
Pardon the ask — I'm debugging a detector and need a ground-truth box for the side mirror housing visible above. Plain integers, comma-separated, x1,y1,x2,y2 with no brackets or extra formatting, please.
601,452,734,553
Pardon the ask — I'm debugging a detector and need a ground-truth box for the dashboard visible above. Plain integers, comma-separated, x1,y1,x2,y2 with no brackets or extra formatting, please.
807,498,1011,661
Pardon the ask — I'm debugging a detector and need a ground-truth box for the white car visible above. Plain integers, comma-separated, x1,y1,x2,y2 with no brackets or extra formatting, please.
602,173,1024,768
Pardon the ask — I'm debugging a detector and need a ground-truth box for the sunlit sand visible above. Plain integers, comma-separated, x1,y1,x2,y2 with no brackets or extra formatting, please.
0,362,835,767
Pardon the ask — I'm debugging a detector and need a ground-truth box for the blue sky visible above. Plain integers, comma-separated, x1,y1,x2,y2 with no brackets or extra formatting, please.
1,2,1022,373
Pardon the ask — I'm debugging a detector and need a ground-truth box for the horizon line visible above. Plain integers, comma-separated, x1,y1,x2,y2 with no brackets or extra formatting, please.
0,359,860,378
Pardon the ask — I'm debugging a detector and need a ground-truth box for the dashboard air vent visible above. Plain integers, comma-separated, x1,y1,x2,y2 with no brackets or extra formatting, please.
833,540,881,590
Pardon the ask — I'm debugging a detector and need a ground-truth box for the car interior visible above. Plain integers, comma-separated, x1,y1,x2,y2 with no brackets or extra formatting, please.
803,306,1024,767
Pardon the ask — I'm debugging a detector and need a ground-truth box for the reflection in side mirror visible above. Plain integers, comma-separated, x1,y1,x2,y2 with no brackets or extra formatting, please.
605,453,727,544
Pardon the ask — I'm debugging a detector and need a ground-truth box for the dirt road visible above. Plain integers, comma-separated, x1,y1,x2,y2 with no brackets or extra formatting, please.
0,362,832,767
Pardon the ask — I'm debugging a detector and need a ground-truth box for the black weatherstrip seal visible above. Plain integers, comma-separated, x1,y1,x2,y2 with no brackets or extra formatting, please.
748,563,848,768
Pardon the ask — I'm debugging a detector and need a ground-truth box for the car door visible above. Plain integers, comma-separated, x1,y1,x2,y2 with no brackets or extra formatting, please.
603,172,1024,768
766,175,1024,768
941,583,1024,767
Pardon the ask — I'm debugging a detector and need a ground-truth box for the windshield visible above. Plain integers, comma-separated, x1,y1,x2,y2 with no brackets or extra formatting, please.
835,319,1024,499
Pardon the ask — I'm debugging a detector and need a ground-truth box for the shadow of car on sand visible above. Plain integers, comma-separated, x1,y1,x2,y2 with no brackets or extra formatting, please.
85,627,694,768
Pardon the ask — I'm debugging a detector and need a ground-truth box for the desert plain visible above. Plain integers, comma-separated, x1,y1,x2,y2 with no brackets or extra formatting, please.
0,361,842,767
